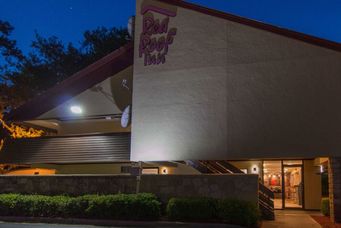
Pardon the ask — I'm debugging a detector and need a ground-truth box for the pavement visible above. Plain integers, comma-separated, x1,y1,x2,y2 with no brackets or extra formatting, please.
0,220,241,228
0,210,323,228
0,223,103,228
0,222,239,228
262,210,322,228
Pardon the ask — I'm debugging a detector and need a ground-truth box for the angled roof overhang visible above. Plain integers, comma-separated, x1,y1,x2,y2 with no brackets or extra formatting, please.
4,42,134,122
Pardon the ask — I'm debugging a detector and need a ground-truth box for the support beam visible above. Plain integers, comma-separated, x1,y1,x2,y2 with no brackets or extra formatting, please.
328,157,341,223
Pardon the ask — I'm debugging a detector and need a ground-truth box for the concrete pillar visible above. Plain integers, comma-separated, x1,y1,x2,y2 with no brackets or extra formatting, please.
328,157,341,223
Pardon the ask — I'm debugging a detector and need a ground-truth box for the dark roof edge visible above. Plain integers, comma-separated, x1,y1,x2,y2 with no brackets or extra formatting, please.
5,42,134,121
158,0,341,52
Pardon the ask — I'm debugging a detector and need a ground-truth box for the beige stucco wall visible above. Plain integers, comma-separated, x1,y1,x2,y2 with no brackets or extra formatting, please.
304,160,322,210
132,0,341,161
55,164,126,175
57,119,130,135
32,162,199,175
26,118,130,135
157,162,200,175
229,161,263,176
32,163,126,174
5,168,55,175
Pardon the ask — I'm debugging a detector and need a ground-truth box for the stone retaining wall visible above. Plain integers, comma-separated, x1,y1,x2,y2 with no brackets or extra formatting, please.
0,174,258,203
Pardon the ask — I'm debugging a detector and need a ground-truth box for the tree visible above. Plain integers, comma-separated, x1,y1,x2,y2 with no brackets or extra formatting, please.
0,21,129,112
82,26,129,64
0,20,23,66
0,20,129,150
0,20,24,112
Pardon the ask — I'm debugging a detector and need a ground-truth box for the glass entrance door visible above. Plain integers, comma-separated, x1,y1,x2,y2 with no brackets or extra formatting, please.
263,161,283,209
284,165,303,208
263,160,304,209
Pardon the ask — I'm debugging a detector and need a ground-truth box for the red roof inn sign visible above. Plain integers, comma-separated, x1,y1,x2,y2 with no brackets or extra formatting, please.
139,5,177,66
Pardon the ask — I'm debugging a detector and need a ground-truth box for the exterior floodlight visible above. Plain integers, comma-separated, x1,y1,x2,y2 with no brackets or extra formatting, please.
70,106,82,114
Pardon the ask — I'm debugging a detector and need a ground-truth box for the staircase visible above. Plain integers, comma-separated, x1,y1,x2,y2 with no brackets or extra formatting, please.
187,160,275,220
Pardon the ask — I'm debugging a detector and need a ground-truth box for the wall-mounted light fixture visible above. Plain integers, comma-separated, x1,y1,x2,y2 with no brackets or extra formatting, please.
251,164,259,174
161,167,168,174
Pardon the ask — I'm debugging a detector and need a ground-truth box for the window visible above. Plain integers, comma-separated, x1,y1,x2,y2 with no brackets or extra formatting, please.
142,168,159,175
283,160,303,165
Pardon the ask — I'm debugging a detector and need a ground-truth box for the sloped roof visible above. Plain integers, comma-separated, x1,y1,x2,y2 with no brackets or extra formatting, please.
5,42,134,121
158,0,341,52
5,1,341,121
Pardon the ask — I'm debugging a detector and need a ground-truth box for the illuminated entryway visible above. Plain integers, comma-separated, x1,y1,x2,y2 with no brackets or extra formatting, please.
263,160,303,209
263,161,283,209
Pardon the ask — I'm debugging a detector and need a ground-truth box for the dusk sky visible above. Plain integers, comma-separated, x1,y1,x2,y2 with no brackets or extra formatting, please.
0,0,340,55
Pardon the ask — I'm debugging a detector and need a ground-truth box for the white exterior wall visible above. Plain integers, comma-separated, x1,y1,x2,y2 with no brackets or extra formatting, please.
132,0,341,161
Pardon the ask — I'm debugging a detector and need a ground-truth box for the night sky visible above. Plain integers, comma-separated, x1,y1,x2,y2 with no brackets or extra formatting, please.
0,0,340,55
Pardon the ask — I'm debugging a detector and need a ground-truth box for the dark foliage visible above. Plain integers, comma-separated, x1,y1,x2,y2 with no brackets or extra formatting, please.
166,197,218,221
321,197,330,216
0,20,129,112
0,193,161,220
166,197,260,227
217,198,260,227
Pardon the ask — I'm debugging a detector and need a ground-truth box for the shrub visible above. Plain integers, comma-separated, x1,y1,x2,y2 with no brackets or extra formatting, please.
0,194,22,216
0,193,160,220
64,194,95,218
321,197,330,216
218,199,260,227
166,197,260,227
167,197,218,221
84,193,161,220
0,194,69,217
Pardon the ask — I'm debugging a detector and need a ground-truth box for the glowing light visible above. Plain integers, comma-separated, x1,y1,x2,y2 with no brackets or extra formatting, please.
161,167,168,174
251,164,259,174
70,106,82,114
320,165,324,173
0,114,44,151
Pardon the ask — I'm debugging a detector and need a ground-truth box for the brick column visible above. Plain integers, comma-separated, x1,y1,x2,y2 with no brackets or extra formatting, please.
328,157,341,223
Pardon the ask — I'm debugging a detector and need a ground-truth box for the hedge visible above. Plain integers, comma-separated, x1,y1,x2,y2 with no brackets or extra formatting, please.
166,197,218,221
218,198,260,227
0,193,161,220
167,197,260,227
321,197,330,216
0,194,260,225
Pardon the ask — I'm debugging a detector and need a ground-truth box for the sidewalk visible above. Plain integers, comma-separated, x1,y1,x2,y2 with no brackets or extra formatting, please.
262,210,321,228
